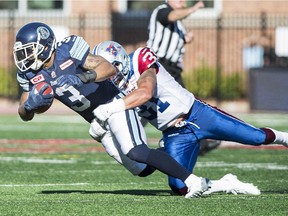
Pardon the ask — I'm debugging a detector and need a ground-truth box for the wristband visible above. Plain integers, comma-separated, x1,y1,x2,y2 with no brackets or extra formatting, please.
76,70,97,83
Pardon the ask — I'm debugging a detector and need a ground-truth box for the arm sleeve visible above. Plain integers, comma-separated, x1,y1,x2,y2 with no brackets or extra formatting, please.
68,35,90,67
136,47,159,75
17,73,30,92
157,7,173,26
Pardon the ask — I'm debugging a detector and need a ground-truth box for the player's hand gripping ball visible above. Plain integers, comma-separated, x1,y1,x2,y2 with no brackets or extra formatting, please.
34,82,54,114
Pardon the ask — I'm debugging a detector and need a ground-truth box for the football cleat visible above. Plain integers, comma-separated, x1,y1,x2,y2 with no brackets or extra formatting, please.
204,173,261,195
185,178,211,198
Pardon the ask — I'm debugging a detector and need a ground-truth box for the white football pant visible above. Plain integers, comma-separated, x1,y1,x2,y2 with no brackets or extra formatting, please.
90,109,148,176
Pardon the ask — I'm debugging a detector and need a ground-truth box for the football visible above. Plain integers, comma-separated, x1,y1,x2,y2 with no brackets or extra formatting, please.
34,82,54,114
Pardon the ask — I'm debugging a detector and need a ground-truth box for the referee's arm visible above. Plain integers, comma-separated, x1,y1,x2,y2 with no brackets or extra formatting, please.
168,1,204,21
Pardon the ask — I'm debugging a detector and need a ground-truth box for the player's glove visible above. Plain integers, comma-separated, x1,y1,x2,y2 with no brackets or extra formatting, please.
56,74,83,89
93,99,125,124
24,84,54,112
89,119,107,142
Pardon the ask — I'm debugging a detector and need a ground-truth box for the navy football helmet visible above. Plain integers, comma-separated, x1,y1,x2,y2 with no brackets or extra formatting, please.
92,41,130,91
13,22,56,72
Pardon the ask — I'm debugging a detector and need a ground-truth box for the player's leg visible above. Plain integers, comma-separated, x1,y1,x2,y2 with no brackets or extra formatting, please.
90,118,156,177
101,130,150,176
187,99,288,147
107,108,192,177
162,128,200,195
108,108,211,198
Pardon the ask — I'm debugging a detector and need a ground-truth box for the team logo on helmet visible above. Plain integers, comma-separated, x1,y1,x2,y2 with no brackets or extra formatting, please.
106,43,121,57
36,26,50,40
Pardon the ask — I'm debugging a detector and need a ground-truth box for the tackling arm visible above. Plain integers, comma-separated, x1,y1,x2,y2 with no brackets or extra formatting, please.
122,67,157,110
92,66,157,124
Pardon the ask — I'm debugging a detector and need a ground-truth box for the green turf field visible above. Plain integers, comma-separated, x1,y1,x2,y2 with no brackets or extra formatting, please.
0,113,287,216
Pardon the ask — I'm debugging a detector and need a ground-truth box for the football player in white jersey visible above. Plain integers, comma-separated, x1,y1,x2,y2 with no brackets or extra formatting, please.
88,41,287,196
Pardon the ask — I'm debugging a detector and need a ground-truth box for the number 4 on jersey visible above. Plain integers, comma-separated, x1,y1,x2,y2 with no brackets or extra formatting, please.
139,97,170,120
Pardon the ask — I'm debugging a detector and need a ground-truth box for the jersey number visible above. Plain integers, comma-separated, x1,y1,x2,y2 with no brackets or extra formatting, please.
139,97,170,120
55,86,90,112
141,48,157,68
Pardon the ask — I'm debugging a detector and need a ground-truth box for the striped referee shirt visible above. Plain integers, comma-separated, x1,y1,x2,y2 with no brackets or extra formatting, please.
147,3,186,67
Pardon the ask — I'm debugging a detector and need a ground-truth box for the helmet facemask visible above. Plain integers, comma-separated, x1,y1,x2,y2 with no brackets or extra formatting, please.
110,59,130,91
93,41,130,91
13,39,44,72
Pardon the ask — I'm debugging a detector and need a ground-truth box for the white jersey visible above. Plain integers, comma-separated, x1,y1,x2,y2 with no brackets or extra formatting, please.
124,47,195,131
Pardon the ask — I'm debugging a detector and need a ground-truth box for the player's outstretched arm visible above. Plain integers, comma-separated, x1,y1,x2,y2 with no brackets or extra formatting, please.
168,1,204,22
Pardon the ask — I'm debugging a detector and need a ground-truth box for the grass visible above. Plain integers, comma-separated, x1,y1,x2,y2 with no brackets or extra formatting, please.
0,113,287,216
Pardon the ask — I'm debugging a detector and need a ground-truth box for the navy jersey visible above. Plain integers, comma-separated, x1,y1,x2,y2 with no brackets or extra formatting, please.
17,35,119,123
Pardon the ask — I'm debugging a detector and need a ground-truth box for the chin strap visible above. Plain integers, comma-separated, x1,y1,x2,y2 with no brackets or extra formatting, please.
30,59,44,71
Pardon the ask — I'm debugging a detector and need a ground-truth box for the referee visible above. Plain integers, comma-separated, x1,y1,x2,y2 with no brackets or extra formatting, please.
147,0,204,87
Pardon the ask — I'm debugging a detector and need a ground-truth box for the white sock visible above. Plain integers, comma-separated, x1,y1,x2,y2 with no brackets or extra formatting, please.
270,128,288,146
184,174,201,187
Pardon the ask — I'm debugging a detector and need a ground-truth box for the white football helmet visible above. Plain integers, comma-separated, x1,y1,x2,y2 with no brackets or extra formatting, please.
92,41,130,90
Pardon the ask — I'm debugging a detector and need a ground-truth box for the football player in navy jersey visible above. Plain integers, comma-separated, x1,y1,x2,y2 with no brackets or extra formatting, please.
15,22,119,122
13,22,214,198
90,41,288,196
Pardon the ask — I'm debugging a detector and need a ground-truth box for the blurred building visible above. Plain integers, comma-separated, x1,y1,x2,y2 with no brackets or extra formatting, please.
1,1,288,107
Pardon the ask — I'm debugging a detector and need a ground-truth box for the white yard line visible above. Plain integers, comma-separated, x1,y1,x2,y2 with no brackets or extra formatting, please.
197,161,288,170
0,157,77,164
